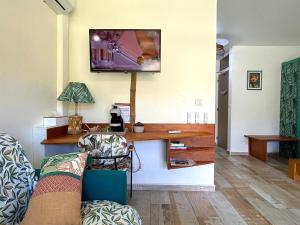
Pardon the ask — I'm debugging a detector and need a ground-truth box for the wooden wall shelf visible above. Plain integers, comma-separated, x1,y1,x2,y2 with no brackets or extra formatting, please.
42,123,215,170
167,137,215,169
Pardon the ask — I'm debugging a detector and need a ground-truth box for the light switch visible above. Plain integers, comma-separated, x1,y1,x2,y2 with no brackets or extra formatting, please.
195,99,202,106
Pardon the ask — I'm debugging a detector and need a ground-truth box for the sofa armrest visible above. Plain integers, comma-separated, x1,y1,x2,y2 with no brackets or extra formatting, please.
82,170,127,205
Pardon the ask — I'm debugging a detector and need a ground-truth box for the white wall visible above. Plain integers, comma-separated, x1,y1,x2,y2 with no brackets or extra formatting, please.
229,46,300,153
68,0,217,186
0,1,57,162
69,0,216,123
133,141,214,186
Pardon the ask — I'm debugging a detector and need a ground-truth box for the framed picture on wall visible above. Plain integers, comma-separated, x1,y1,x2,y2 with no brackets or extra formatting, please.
247,70,262,90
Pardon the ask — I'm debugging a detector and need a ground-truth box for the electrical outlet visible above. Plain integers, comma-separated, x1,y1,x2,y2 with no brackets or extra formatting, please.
195,99,202,106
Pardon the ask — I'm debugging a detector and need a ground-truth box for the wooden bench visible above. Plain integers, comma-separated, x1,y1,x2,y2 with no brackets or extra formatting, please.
245,135,300,180
244,135,298,161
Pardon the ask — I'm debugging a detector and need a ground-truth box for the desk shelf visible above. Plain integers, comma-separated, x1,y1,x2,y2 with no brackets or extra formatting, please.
168,161,214,170
41,123,216,170
166,138,215,170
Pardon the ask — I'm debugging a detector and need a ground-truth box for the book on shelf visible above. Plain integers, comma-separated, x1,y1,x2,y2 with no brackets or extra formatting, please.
170,158,196,167
170,141,185,147
170,146,188,150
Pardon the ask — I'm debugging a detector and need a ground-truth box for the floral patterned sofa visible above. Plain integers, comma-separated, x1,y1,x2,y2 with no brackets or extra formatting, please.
0,132,142,225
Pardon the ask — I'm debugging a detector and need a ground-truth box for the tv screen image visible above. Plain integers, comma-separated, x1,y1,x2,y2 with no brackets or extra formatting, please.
89,29,161,72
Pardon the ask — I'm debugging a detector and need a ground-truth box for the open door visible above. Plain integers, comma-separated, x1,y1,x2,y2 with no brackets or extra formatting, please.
217,71,229,150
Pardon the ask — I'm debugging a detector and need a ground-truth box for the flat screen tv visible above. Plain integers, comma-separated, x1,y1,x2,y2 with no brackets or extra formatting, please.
89,29,161,72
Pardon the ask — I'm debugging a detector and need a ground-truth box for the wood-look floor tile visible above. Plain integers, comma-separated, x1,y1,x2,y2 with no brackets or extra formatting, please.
150,204,164,225
151,191,171,204
247,197,300,225
207,191,247,225
129,190,151,225
185,192,223,225
171,191,199,225
169,191,184,225
220,188,271,225
215,172,232,188
249,183,287,209
161,204,176,225
129,150,300,225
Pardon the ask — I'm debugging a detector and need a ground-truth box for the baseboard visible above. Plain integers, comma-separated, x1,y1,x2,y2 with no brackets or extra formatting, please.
268,152,279,155
229,152,249,156
229,152,279,156
130,184,215,192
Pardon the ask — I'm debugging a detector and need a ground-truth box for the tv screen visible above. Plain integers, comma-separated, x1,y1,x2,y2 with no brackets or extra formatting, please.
89,29,161,72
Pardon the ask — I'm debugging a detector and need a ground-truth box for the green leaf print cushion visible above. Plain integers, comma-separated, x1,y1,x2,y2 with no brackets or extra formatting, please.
40,152,88,180
81,200,142,225
0,132,36,225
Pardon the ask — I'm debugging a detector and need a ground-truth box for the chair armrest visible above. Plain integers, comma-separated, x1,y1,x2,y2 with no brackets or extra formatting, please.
35,169,41,179
82,170,127,205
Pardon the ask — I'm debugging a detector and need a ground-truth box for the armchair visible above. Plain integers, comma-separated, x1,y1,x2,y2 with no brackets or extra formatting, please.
78,133,134,197
0,132,141,225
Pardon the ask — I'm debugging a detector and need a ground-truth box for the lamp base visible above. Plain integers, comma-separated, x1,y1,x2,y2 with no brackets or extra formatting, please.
68,115,83,135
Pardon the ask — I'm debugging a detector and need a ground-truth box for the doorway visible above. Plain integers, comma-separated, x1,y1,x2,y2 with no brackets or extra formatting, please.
217,55,229,150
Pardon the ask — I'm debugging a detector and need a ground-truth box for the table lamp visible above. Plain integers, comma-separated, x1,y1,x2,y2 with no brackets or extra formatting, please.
57,82,95,134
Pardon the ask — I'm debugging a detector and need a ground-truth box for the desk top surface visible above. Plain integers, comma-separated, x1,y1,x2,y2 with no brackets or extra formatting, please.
42,131,212,145
244,135,299,142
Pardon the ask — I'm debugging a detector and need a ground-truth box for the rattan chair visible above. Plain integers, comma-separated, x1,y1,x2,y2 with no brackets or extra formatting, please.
78,133,133,197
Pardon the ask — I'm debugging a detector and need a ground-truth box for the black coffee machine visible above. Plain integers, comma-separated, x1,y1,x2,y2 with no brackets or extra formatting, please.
110,105,124,132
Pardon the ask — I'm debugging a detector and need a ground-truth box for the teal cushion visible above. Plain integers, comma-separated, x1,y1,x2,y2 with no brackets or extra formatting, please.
82,170,127,205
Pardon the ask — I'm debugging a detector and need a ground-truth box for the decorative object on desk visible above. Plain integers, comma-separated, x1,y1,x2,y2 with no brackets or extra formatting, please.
133,122,144,133
84,124,100,132
68,117,82,135
110,105,124,132
57,82,95,135
115,103,130,123
82,124,127,136
43,116,68,127
247,70,262,90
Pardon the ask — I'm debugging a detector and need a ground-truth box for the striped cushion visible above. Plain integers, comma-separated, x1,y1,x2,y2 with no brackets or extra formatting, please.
21,152,88,225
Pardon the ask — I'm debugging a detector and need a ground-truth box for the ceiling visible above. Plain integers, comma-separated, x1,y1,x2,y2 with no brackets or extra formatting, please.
217,0,300,46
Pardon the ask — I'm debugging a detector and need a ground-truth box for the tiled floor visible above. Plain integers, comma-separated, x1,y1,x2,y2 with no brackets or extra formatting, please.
129,149,300,225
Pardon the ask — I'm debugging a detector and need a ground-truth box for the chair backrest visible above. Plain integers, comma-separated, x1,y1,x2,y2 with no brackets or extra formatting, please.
78,133,128,165
0,132,36,224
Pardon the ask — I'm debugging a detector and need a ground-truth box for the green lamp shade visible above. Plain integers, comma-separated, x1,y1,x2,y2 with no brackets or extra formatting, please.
57,82,95,104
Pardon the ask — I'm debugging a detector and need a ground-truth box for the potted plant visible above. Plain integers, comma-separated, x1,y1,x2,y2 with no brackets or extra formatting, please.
133,122,144,133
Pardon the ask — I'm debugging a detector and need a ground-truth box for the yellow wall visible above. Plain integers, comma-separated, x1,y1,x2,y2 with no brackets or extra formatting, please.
0,0,57,161
69,0,216,123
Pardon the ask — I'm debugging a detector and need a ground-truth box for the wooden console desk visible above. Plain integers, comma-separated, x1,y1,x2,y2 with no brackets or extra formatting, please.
42,123,215,169
244,135,299,161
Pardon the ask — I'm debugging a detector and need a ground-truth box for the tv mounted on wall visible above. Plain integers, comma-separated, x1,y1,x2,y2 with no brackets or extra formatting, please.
89,29,161,72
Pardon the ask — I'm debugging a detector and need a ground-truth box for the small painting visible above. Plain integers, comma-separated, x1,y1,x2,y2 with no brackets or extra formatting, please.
247,71,262,90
